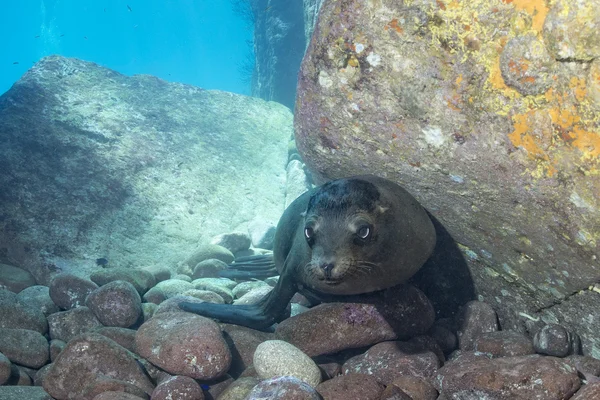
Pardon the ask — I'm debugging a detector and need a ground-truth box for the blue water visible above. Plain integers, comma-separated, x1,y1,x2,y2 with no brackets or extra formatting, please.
0,0,253,96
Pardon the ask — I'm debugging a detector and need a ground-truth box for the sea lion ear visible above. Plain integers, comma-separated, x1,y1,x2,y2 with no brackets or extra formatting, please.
376,205,389,215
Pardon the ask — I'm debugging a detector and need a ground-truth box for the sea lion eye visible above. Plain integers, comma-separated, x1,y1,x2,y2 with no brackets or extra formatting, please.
304,227,314,240
357,225,371,240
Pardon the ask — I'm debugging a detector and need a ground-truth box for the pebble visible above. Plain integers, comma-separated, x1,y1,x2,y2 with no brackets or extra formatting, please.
90,268,156,296
210,231,252,254
184,244,234,267
534,323,582,357
192,258,228,279
135,312,231,380
16,286,60,317
389,375,438,400
0,328,49,368
86,280,142,328
138,265,172,283
181,289,225,304
342,340,441,384
42,333,154,399
153,279,194,298
232,280,270,299
220,323,273,377
234,286,272,305
48,273,99,310
473,330,535,357
245,376,321,400
456,300,499,350
0,289,48,334
151,375,204,400
253,340,322,388
0,352,11,385
215,376,260,400
316,373,384,400
191,278,235,303
0,263,36,293
47,306,102,342
434,354,581,398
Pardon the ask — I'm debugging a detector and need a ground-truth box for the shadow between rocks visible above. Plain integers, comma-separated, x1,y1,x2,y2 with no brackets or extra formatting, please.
409,212,476,320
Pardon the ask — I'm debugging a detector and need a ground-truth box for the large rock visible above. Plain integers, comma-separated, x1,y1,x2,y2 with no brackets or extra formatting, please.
43,333,154,400
0,55,291,274
295,0,600,354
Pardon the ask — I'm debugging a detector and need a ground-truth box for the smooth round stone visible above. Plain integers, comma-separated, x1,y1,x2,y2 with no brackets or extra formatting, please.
253,340,321,388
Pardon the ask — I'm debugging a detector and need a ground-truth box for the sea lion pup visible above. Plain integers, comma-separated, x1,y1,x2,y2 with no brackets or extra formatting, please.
179,175,436,330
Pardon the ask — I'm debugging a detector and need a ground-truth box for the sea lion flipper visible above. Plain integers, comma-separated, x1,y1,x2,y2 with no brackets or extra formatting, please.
179,272,297,330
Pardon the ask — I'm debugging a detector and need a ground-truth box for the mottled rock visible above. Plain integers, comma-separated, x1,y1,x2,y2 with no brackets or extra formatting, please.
181,289,225,304
534,323,582,357
174,274,192,282
220,323,273,377
276,285,434,357
192,278,235,303
85,280,142,327
0,263,36,293
151,375,204,400
295,0,600,354
142,287,166,304
16,286,60,317
153,279,195,299
184,244,234,267
567,355,600,376
92,392,147,400
75,375,150,400
434,354,580,399
389,375,438,400
94,327,137,352
315,373,383,400
428,323,458,355
571,381,600,400
234,286,272,305
456,301,498,350
473,330,535,357
342,341,441,384
138,265,172,283
247,219,276,250
0,289,48,334
0,386,53,400
43,333,154,399
0,352,11,385
210,232,252,254
192,259,228,279
141,302,156,321
543,0,600,61
47,306,102,342
135,312,231,380
48,273,99,310
155,295,206,315
253,340,321,388
0,328,49,368
49,339,66,362
232,280,270,299
215,376,260,400
245,376,321,400
379,385,412,400
201,374,234,399
34,364,52,387
90,268,155,296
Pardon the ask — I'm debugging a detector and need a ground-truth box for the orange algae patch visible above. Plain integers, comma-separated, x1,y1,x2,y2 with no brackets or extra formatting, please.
509,0,549,33
509,112,547,159
570,77,587,102
386,19,403,34
549,107,600,160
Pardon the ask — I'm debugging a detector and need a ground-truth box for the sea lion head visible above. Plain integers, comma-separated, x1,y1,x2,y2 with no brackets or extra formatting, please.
297,177,435,295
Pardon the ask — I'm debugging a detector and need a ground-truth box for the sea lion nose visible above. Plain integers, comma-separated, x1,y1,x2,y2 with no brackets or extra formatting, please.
321,262,335,278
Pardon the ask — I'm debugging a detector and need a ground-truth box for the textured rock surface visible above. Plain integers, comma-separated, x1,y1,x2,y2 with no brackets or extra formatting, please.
0,387,53,400
16,285,60,317
47,306,102,342
85,280,142,328
48,273,99,310
135,312,231,380
253,340,322,387
0,263,36,293
245,376,321,400
295,0,600,355
0,55,291,273
43,333,154,399
0,289,48,334
220,323,273,377
0,328,49,368
276,285,435,357
151,375,204,400
315,373,383,400
342,341,441,384
434,354,581,399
